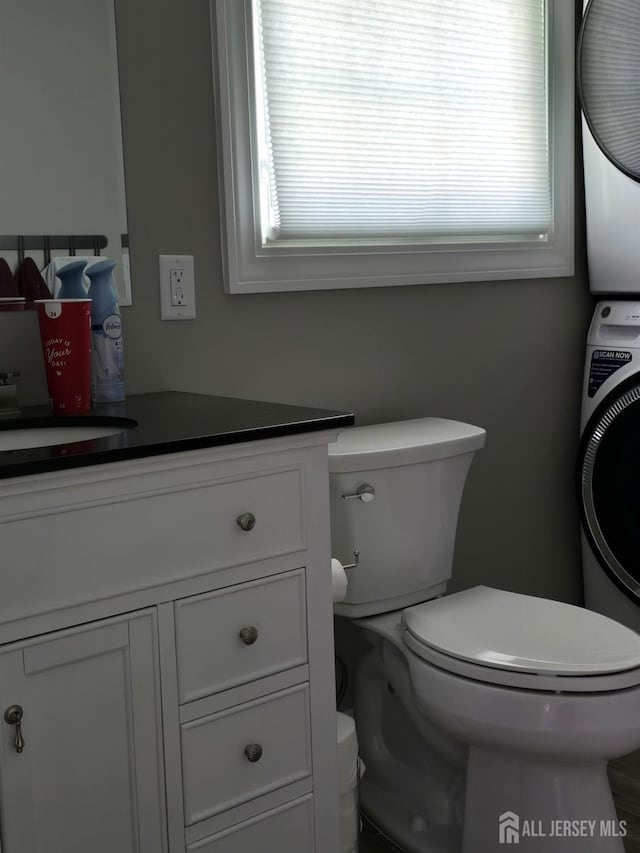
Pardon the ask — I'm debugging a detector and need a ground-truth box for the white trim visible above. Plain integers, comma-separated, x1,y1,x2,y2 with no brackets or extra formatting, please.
212,0,574,293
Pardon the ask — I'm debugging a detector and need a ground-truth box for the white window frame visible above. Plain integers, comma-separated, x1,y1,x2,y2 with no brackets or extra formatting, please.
211,0,574,294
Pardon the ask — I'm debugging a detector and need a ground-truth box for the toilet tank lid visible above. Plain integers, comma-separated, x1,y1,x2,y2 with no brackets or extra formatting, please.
328,418,486,473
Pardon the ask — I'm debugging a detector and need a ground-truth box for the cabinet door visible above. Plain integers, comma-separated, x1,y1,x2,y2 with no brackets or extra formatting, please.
0,611,166,853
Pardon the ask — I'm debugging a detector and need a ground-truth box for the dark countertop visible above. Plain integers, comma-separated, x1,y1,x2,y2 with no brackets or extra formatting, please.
0,391,354,479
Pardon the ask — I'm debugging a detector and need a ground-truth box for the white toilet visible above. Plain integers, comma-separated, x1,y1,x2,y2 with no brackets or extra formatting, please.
329,418,640,853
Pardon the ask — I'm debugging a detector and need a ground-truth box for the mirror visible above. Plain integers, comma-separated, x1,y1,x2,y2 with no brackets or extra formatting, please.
0,0,130,306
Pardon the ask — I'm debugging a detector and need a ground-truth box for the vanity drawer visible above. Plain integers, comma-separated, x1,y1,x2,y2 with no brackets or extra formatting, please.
175,570,307,703
181,684,312,826
0,465,306,627
186,796,315,853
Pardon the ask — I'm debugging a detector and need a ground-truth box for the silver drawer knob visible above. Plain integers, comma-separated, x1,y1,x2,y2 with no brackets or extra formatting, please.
236,512,256,531
244,743,263,763
239,626,258,645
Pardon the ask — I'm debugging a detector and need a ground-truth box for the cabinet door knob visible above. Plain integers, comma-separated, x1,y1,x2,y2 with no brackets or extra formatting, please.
244,743,263,763
236,512,256,531
4,705,25,754
239,626,259,645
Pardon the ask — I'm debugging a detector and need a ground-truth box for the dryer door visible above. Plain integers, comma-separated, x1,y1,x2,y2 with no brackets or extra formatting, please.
579,377,640,600
578,0,640,182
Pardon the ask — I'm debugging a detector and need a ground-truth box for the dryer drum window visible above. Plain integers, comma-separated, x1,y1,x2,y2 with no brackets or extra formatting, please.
580,383,640,597
578,0,640,182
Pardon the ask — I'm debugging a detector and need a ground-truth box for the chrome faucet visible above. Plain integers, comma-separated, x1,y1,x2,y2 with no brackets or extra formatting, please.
0,372,20,416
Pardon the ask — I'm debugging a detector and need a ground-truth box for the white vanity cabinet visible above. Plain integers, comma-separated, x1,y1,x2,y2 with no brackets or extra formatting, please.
0,428,341,853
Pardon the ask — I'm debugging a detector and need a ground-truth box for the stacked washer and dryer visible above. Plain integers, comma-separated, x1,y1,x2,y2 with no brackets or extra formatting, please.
578,0,640,834
578,0,640,633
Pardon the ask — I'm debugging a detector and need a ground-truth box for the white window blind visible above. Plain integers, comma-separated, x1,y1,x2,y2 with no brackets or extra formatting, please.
253,0,550,246
212,0,573,292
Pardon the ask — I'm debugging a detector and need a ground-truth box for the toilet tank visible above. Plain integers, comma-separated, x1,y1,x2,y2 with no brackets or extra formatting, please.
329,418,485,618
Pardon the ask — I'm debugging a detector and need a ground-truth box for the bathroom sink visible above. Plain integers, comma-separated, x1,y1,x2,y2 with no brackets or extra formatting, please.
0,417,137,451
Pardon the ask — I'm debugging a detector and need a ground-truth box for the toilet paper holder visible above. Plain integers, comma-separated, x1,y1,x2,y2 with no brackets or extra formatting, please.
341,550,360,570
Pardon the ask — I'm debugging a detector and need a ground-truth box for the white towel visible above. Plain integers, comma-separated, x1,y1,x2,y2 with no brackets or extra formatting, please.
42,256,119,298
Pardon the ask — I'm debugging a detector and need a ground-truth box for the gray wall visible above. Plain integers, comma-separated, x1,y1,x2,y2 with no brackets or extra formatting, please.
1,0,593,605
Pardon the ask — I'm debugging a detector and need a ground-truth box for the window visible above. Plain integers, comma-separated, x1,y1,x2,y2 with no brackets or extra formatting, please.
212,0,574,293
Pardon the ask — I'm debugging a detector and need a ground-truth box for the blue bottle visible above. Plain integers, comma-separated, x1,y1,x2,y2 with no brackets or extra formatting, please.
56,260,88,298
86,259,125,402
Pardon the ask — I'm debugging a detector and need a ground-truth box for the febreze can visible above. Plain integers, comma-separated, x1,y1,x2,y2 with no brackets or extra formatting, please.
86,259,125,402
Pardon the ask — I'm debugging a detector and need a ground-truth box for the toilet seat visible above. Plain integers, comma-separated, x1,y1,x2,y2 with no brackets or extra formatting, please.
402,586,640,693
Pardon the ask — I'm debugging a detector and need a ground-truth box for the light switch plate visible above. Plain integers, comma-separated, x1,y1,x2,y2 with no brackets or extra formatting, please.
159,255,196,320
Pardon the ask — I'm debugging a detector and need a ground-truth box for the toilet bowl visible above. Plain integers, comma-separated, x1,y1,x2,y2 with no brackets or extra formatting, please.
329,419,640,853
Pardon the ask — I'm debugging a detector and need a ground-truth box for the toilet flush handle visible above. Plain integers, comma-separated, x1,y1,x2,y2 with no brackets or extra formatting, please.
341,484,375,502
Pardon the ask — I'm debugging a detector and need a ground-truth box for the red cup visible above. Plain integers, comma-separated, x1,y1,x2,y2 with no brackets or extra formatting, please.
35,299,92,414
